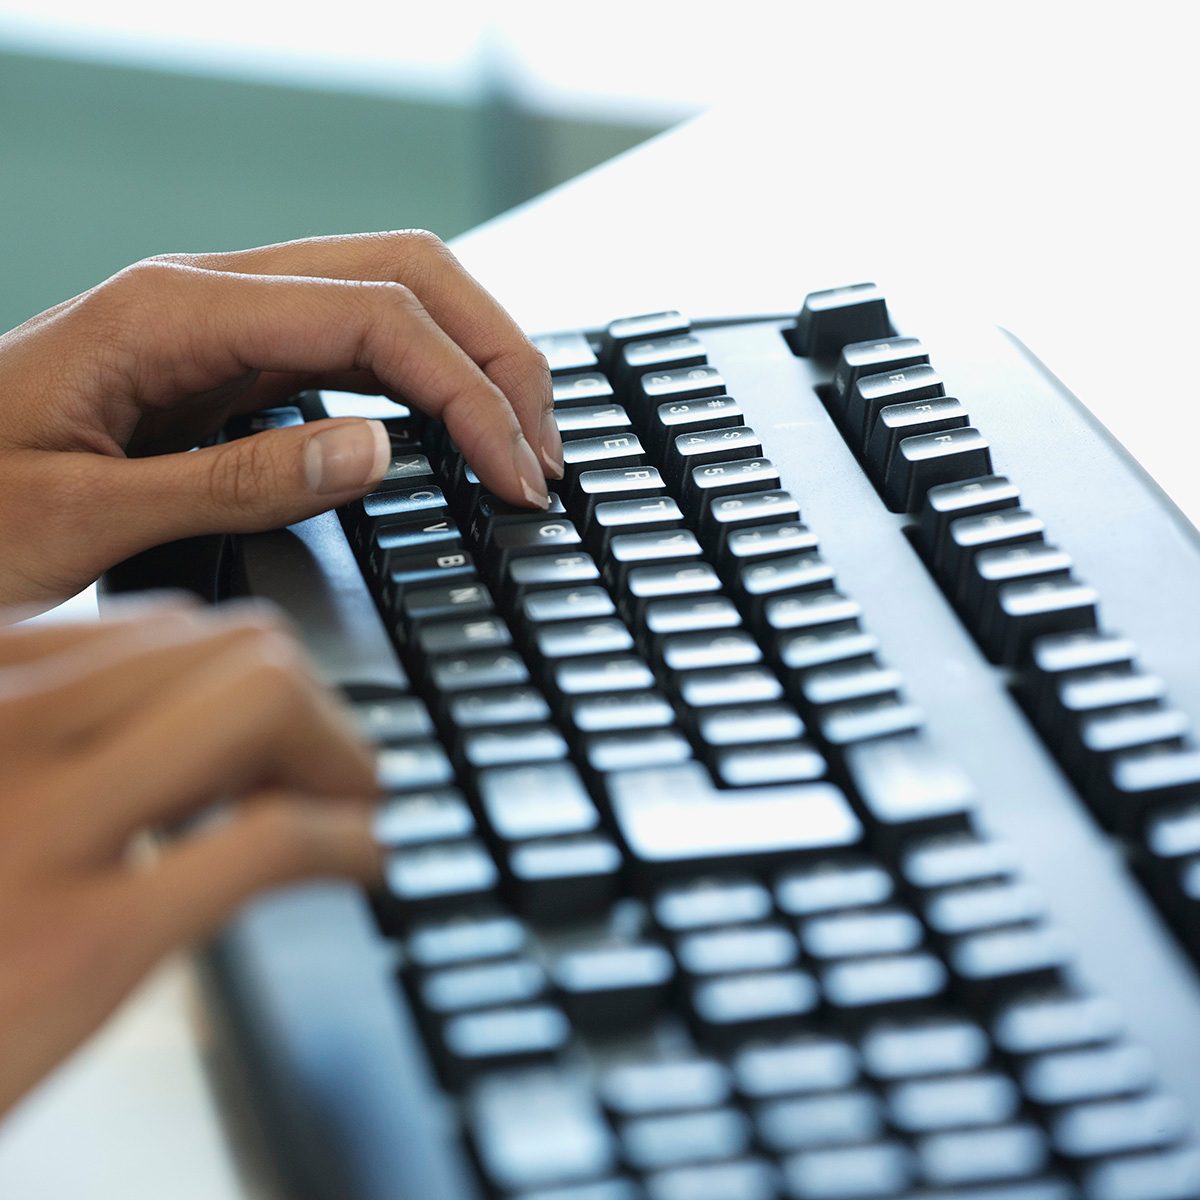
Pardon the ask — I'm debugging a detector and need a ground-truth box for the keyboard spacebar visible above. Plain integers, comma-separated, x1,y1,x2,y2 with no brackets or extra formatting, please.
604,762,862,876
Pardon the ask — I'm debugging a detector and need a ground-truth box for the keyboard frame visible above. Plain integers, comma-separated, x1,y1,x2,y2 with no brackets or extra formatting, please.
104,312,1200,1200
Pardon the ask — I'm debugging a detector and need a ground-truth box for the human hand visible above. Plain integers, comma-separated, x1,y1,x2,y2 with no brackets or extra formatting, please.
0,597,380,1117
0,230,559,612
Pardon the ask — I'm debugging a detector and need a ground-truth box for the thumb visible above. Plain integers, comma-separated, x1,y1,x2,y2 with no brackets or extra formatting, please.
82,417,392,557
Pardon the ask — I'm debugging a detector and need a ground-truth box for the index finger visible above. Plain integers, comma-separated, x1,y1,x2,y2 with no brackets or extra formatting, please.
157,231,562,477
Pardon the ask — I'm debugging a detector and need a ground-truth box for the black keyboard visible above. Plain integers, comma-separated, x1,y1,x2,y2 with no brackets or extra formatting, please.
111,285,1200,1200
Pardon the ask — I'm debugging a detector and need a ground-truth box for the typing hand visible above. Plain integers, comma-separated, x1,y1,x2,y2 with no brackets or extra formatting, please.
0,230,559,612
0,596,381,1116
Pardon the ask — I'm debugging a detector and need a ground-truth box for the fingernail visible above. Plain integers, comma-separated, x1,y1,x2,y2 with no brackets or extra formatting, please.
539,408,564,479
304,420,391,495
513,435,550,508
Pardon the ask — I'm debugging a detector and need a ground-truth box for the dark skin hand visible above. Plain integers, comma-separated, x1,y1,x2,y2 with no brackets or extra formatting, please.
0,231,557,1116
0,229,561,612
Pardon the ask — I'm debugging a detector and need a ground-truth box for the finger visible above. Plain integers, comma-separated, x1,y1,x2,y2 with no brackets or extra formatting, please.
126,795,381,958
157,232,561,477
0,603,305,753
51,630,377,863
88,261,550,508
0,593,200,665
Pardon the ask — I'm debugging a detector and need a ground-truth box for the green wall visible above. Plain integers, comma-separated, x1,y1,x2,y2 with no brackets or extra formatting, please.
0,48,664,332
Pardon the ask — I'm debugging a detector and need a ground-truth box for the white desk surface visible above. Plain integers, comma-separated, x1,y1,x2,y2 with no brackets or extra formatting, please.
2,39,1198,1196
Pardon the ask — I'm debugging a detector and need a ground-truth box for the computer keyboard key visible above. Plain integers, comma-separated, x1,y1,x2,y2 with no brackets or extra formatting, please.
535,330,600,376
713,741,827,788
800,907,924,961
492,517,584,574
887,1072,1020,1133
993,579,1099,666
916,1124,1049,1188
380,839,499,919
845,363,946,448
676,924,800,977
1107,747,1200,833
643,1159,778,1200
554,654,656,698
1020,1042,1156,1106
695,703,806,748
400,580,495,629
584,728,693,774
507,552,602,600
732,1036,859,1099
704,489,802,545
798,664,902,710
660,629,762,673
626,565,724,622
615,333,707,386
644,593,739,638
418,958,548,1016
553,371,615,408
900,833,1020,892
820,952,948,1014
924,879,1046,937
792,282,892,362
570,690,675,735
776,628,879,676
843,735,975,844
1050,1094,1188,1160
589,496,685,555
684,457,782,513
650,393,744,453
831,336,930,420
724,522,820,574
756,1089,883,1152
601,311,690,368
968,543,1074,637
551,943,675,1029
562,432,646,476
638,362,726,406
470,492,569,549
992,991,1124,1056
918,473,1022,571
820,697,926,748
950,925,1072,1001
859,1016,990,1080
374,789,475,848
570,465,666,520
447,686,551,730
885,426,994,514
377,742,455,792
667,425,764,490
776,859,894,916
739,553,836,612
600,1059,733,1117
429,649,530,694
354,695,435,743
1080,1146,1200,1200
535,618,636,661
866,395,969,483
414,614,512,660
466,1070,614,1193
691,970,820,1040
406,914,528,970
521,586,616,627
555,403,634,441
675,665,785,708
620,1107,752,1172
605,529,703,588
942,507,1046,601
381,550,476,603
653,878,774,932
478,763,598,842
762,590,861,635
371,518,462,566
607,763,861,876
507,835,624,920
781,1139,913,1199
